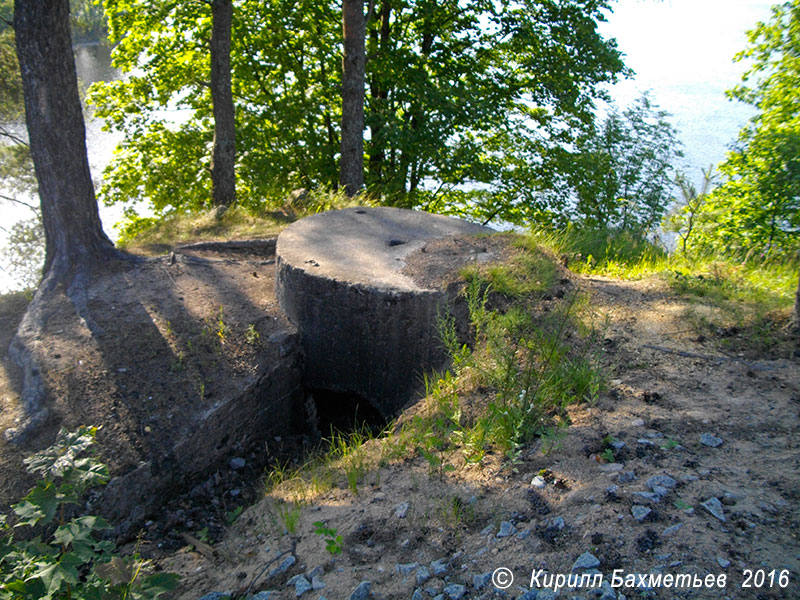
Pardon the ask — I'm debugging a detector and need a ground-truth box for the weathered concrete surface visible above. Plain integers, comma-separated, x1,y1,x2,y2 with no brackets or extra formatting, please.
275,206,492,417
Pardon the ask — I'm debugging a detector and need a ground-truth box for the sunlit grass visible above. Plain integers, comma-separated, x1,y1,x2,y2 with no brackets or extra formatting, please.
531,226,798,354
116,189,374,254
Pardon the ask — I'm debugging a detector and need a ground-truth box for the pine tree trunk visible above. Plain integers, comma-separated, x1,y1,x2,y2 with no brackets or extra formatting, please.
210,0,236,208
14,0,115,278
11,0,123,443
793,267,800,333
340,0,366,197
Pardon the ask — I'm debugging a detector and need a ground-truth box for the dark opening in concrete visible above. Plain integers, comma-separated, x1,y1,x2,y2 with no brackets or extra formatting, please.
309,388,387,436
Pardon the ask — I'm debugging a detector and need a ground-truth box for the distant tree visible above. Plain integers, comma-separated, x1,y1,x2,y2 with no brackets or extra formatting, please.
691,0,800,259
664,167,715,254
565,93,683,232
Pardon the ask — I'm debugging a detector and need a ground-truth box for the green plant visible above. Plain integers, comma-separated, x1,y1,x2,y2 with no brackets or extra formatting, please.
312,522,342,556
0,426,179,599
225,506,243,525
216,306,229,345
245,323,260,345
276,502,300,535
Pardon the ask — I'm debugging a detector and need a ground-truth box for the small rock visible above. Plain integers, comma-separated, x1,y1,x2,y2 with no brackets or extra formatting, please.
311,576,326,590
251,593,278,600
617,471,636,484
444,584,467,600
645,429,664,439
516,528,532,540
199,594,230,600
599,462,623,472
598,580,617,600
632,491,660,503
631,505,652,521
287,575,312,597
229,457,246,470
721,491,739,506
680,474,698,482
631,418,646,427
497,521,517,538
551,516,566,530
700,433,723,447
662,523,683,536
416,566,431,586
572,551,600,571
396,563,418,576
479,524,493,536
646,475,677,490
411,589,425,600
430,559,449,576
349,581,371,600
472,572,492,590
637,438,655,446
701,497,726,522
517,591,538,600
307,566,324,580
651,485,669,497
394,502,410,518
269,555,296,578
717,557,731,568
531,475,547,489
610,439,627,451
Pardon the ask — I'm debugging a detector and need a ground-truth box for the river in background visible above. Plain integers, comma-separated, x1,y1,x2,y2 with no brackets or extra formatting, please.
0,0,779,291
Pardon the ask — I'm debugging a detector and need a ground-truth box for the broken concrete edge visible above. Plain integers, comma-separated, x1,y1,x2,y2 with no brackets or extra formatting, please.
93,335,304,536
174,238,277,254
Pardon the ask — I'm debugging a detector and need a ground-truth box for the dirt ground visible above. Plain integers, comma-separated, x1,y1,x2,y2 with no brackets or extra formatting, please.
1,236,798,599
163,273,800,600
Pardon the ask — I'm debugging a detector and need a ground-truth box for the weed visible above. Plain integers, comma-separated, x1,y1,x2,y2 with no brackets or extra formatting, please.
225,506,243,525
245,323,260,345
0,427,178,599
276,502,301,535
312,521,343,555
216,306,229,344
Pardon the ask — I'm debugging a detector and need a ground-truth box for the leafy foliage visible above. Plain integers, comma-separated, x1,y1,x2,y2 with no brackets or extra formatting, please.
89,0,626,219
562,93,683,232
1,217,45,291
0,427,179,600
690,0,800,258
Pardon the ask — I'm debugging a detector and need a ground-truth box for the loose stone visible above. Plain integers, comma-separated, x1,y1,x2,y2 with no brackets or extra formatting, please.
444,584,468,599
497,521,517,538
572,551,601,570
349,581,371,600
700,433,723,447
631,505,652,521
701,497,726,522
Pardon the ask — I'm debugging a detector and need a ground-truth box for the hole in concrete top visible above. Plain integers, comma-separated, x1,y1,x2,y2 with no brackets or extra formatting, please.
355,209,366,214
387,239,406,247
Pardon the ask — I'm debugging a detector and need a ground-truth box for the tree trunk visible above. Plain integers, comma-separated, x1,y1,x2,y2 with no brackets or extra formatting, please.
11,0,122,443
340,0,366,197
210,0,236,208
367,0,390,186
793,267,800,333
15,0,115,277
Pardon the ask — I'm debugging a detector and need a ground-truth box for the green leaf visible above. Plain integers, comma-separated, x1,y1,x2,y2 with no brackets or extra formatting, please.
12,482,58,527
29,552,82,599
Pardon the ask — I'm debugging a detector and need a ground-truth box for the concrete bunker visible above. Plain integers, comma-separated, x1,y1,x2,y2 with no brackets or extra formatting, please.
276,206,493,421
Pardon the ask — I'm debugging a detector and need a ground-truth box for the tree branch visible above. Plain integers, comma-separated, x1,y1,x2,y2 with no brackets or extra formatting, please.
0,193,38,212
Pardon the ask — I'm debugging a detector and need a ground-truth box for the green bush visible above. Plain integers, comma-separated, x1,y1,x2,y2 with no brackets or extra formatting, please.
0,427,178,600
